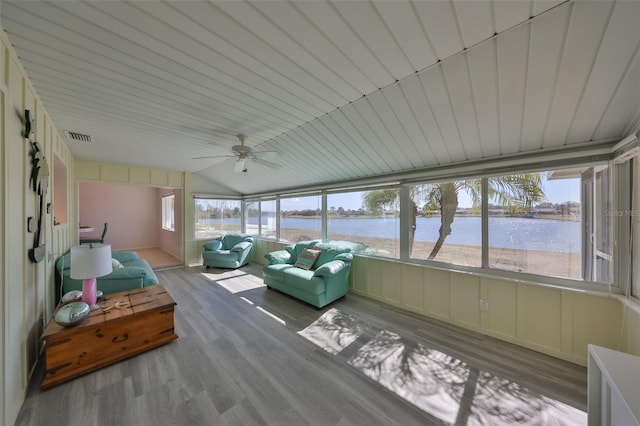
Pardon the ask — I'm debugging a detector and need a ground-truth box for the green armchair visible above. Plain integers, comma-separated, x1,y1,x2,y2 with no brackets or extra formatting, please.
202,233,254,269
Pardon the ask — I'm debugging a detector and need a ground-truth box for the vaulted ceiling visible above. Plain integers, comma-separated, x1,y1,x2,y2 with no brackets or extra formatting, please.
2,0,638,195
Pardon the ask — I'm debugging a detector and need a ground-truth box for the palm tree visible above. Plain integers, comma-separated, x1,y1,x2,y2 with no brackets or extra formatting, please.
364,174,545,260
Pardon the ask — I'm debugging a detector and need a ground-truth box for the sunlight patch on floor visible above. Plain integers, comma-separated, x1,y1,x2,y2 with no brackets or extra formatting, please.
347,329,587,425
298,308,365,355
201,271,265,294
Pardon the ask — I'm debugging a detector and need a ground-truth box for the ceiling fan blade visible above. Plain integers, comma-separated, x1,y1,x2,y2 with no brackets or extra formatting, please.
192,154,235,159
252,157,282,169
252,150,279,159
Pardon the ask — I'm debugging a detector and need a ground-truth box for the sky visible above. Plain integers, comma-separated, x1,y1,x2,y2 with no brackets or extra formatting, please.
282,176,581,210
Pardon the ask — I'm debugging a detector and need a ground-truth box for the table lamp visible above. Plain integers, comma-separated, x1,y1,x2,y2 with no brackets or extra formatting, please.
70,243,113,309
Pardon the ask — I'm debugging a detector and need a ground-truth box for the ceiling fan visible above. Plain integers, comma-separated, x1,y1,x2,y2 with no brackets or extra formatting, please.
193,134,281,173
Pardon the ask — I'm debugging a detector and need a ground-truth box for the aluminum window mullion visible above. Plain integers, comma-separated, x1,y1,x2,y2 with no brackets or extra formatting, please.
482,178,489,269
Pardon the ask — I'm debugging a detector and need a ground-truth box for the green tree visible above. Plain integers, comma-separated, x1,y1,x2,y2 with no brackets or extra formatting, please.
364,174,545,259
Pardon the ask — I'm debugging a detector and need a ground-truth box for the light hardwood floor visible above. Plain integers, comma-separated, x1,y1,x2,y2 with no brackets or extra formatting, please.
134,247,182,270
17,264,588,426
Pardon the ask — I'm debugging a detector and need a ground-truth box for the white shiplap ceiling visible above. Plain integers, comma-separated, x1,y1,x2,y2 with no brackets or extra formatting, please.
2,0,639,195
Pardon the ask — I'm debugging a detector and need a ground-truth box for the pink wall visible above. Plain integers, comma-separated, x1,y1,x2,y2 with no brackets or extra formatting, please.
79,182,161,250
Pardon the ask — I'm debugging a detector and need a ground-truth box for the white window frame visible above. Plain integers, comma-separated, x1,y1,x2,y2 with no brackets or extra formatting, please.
162,193,175,232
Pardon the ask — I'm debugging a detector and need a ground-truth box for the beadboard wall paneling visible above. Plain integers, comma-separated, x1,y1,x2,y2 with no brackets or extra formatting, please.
1,29,76,426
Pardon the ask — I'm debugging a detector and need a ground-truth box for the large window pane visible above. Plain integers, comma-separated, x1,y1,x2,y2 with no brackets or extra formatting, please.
260,199,276,239
280,195,321,242
328,190,399,258
245,201,259,237
488,170,582,280
194,198,241,239
408,181,482,267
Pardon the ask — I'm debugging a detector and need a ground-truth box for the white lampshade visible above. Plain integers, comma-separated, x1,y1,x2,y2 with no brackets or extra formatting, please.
70,244,113,279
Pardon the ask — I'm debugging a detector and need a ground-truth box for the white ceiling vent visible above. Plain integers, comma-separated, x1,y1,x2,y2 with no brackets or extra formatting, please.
64,130,94,143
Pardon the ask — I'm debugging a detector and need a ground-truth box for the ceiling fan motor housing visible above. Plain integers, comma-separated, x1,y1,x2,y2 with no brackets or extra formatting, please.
231,144,252,157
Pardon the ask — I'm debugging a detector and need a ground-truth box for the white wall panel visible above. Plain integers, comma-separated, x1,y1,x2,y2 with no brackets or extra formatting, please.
424,268,451,321
381,261,403,305
482,277,517,340
450,273,481,330
517,284,563,352
402,264,425,312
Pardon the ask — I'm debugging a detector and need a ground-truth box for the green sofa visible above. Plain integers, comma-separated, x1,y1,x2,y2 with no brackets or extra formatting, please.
56,250,159,295
262,241,353,308
202,233,254,269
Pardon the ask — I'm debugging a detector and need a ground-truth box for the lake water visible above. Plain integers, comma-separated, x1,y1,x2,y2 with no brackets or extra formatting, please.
206,216,581,253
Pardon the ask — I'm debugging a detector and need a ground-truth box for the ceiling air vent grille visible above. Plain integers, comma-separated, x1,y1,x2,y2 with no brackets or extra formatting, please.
64,130,93,143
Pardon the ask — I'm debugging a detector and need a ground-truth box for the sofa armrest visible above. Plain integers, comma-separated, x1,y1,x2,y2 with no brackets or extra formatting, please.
313,260,347,277
231,241,252,253
265,250,291,265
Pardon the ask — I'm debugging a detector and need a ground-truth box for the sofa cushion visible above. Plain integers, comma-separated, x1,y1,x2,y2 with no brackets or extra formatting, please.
203,249,238,260
286,240,319,264
263,263,294,280
222,234,249,249
314,243,351,267
283,268,325,294
264,250,291,265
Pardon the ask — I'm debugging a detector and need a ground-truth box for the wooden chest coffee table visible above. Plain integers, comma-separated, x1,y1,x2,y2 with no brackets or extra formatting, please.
40,285,177,389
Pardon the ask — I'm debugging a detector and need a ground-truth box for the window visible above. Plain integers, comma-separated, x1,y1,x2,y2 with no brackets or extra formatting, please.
162,193,175,231
245,199,276,239
194,198,241,239
328,190,399,258
487,169,598,282
280,194,321,242
408,180,482,267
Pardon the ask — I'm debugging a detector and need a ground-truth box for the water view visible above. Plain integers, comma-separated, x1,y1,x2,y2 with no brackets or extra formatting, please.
202,216,580,253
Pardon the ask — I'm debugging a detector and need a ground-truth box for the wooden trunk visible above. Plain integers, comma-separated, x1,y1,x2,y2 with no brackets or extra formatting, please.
41,285,177,389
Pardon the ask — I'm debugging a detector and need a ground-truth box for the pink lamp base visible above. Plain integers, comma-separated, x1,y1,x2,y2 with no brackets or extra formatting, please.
82,277,99,310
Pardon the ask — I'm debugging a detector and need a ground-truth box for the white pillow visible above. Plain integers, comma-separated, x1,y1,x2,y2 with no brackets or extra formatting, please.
112,258,124,269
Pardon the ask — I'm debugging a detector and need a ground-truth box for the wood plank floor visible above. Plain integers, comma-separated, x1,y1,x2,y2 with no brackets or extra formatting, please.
16,264,588,426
